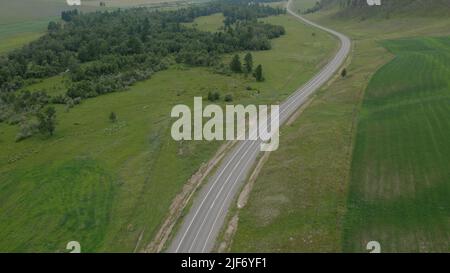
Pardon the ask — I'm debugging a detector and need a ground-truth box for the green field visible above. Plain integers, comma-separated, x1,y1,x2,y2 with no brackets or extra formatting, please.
183,13,225,32
0,18,54,55
230,0,450,253
0,68,227,252
291,0,317,12
344,37,450,252
320,0,450,19
0,11,337,252
0,0,190,23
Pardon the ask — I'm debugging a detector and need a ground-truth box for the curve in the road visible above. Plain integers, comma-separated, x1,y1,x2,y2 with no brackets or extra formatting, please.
168,0,351,253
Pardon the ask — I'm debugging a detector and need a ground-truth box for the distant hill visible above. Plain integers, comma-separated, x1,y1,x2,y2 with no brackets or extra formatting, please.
319,0,450,18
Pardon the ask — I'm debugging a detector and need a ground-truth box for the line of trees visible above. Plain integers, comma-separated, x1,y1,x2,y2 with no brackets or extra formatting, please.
229,53,264,81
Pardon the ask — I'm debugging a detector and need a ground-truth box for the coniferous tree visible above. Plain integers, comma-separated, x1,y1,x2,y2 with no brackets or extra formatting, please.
254,64,264,82
244,52,253,74
230,54,242,73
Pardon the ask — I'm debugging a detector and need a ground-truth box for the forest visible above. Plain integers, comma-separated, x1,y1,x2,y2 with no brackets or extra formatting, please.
0,0,285,140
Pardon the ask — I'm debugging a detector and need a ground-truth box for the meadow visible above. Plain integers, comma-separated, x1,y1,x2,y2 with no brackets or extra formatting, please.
0,18,54,55
0,0,189,23
0,10,337,251
344,37,450,252
230,0,450,252
290,0,317,13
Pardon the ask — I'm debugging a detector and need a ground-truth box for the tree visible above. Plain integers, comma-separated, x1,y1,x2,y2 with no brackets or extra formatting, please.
244,52,253,74
341,68,347,78
224,94,233,102
230,54,242,73
48,21,61,33
61,9,78,22
208,91,220,102
127,37,144,55
109,111,117,123
37,106,56,136
254,64,264,82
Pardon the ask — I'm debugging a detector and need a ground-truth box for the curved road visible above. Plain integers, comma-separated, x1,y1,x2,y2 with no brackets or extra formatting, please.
168,0,351,253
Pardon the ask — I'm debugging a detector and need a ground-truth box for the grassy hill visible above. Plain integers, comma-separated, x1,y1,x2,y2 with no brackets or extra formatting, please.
320,0,450,18
344,36,450,252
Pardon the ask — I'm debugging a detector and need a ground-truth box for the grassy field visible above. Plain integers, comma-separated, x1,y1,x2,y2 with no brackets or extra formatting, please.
0,68,225,252
290,0,317,13
20,75,68,97
0,12,337,252
0,18,54,55
230,0,450,253
344,37,450,252
183,13,225,32
0,0,191,23
321,0,450,19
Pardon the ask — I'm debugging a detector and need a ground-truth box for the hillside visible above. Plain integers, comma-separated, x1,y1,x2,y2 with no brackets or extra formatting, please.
319,0,450,18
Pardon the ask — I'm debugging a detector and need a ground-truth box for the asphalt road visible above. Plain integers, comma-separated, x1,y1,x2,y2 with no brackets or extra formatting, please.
167,0,351,253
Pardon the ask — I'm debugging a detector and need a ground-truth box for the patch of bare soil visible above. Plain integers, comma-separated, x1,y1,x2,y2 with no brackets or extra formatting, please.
218,214,239,253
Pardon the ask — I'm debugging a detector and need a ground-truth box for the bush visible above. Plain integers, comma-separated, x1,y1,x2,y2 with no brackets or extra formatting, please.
254,64,264,82
109,111,117,123
15,120,38,142
224,94,233,102
207,91,220,102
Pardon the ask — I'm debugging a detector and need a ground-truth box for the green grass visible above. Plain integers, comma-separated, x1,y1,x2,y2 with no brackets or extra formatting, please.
0,13,337,252
291,0,317,13
20,75,68,96
0,158,114,252
0,68,231,252
0,0,189,24
183,13,225,32
230,0,450,253
322,0,450,19
0,17,54,56
344,37,450,252
0,0,67,24
0,32,44,55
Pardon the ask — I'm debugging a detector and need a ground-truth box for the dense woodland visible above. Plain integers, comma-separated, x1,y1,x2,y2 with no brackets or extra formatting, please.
0,0,285,140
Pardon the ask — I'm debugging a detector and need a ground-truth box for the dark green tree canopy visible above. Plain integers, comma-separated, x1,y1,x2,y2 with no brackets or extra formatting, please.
254,64,264,82
230,54,242,73
244,52,253,73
